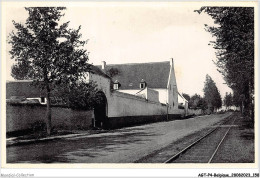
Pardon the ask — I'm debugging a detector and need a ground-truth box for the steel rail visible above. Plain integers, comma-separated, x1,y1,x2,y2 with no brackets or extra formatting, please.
207,117,237,163
164,115,234,163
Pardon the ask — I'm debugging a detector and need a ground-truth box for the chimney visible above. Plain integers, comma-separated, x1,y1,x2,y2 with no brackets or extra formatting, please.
101,61,106,72
140,79,147,89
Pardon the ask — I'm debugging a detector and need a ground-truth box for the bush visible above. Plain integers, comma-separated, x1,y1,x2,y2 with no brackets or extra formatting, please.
66,81,105,110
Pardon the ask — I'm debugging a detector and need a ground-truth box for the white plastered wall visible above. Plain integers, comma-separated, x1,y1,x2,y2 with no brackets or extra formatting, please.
166,59,179,113
108,91,167,117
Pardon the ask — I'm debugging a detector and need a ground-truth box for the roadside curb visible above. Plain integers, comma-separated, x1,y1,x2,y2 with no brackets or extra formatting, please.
6,130,110,147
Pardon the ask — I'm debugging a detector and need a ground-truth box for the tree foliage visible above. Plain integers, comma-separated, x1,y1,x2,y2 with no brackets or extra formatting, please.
58,81,105,110
8,7,90,135
223,92,233,109
203,74,222,111
189,94,200,109
182,93,191,102
189,94,207,110
196,7,254,116
182,93,191,108
106,67,120,78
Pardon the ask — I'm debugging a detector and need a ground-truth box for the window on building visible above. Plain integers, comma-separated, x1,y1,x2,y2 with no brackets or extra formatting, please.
41,97,45,103
113,84,119,90
140,79,146,89
113,80,120,90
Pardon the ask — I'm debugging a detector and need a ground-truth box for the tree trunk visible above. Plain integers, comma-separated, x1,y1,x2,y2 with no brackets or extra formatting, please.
241,101,244,114
46,85,52,136
243,83,251,117
248,81,254,120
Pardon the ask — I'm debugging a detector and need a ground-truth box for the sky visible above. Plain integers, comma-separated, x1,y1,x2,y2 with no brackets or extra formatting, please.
4,3,233,99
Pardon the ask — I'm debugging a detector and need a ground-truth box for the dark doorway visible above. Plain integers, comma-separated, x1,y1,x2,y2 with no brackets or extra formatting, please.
94,91,107,129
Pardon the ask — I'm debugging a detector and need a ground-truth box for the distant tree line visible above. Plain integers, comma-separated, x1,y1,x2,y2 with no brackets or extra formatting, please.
182,74,222,113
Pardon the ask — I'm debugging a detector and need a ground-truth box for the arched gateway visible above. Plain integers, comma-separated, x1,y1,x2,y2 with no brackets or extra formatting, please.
93,91,107,129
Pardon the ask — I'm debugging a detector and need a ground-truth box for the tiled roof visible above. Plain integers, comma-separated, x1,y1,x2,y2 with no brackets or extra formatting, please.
6,61,171,98
6,64,111,99
96,61,170,89
6,80,45,99
88,65,110,79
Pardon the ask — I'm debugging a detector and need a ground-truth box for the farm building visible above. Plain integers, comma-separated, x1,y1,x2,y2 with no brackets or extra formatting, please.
6,59,193,131
89,59,189,126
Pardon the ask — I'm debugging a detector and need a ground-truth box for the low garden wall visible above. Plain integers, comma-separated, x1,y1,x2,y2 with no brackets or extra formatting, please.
188,109,202,115
6,104,93,133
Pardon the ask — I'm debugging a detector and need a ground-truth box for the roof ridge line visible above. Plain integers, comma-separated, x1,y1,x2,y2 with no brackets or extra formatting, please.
6,80,34,83
96,61,170,66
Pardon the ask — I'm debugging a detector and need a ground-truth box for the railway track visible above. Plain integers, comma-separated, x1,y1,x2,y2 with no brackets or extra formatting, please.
165,115,237,163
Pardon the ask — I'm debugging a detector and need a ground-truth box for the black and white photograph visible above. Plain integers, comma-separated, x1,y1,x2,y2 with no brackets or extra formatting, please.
1,1,258,177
